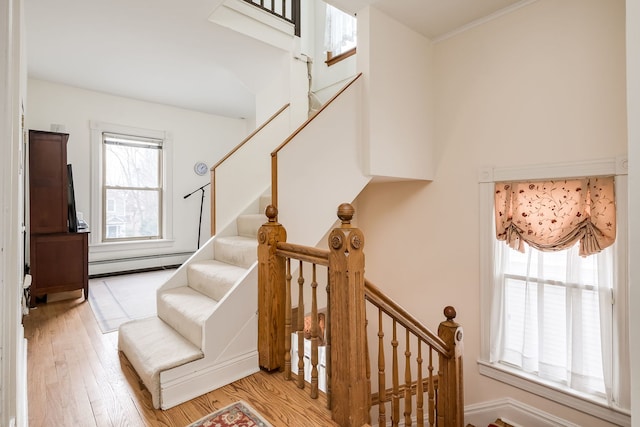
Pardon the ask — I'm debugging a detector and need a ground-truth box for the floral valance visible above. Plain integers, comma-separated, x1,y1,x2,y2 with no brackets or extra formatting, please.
494,176,616,256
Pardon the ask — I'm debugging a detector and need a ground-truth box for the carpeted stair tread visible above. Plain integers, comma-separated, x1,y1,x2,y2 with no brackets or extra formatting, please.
236,213,266,238
187,259,247,301
157,286,218,348
118,316,203,409
214,235,258,268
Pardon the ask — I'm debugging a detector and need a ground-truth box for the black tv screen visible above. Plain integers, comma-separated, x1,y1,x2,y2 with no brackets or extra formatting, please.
67,164,78,233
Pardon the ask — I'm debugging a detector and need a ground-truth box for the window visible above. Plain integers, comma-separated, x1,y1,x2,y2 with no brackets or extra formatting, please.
102,133,163,242
324,4,356,66
90,121,173,250
498,242,612,397
478,159,629,425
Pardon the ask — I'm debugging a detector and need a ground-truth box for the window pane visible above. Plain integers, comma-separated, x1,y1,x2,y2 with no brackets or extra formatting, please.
105,143,159,188
105,189,160,239
500,244,607,395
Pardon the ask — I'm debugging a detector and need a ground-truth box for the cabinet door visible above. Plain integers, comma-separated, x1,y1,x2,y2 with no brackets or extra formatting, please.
29,130,69,234
30,232,88,297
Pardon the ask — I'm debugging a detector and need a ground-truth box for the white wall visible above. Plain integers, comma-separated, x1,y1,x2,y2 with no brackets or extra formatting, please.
357,6,435,181
355,0,626,425
26,79,249,274
626,0,640,424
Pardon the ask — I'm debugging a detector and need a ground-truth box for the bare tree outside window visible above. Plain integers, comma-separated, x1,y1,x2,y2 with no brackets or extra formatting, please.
102,133,163,241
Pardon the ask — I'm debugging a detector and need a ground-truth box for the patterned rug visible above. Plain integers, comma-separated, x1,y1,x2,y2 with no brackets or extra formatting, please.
186,401,273,427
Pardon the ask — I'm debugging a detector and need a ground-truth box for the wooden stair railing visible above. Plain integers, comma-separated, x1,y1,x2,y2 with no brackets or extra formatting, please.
257,203,463,427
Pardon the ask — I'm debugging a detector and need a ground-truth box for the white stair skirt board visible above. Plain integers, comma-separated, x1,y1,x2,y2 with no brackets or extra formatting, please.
118,193,268,410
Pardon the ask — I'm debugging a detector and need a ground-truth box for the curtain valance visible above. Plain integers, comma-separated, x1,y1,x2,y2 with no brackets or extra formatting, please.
494,176,616,256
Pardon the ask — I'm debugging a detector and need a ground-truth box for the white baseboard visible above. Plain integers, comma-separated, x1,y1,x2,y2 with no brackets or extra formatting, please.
159,351,259,410
465,398,583,427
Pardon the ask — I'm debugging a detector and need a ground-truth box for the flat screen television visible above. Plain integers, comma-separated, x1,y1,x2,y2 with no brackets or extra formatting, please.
67,164,78,233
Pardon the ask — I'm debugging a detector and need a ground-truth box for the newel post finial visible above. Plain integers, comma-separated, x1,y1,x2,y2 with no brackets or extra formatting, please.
265,204,278,222
337,203,355,226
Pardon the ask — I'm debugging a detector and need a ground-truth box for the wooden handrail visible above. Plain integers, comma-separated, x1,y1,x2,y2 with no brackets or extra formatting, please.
276,242,329,266
269,73,363,210
210,104,289,234
211,104,290,172
364,279,450,357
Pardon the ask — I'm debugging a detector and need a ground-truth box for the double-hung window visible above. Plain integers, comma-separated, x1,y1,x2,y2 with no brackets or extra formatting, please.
90,121,172,249
479,160,629,425
102,133,163,242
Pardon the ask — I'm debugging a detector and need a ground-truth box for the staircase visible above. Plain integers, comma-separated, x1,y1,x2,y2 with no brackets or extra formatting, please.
118,193,271,409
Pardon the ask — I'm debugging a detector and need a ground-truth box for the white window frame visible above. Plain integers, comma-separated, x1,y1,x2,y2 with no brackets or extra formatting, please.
90,121,174,252
478,157,630,426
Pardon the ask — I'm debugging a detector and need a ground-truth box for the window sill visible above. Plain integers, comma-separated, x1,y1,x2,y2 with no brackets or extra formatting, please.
477,360,630,426
89,238,175,253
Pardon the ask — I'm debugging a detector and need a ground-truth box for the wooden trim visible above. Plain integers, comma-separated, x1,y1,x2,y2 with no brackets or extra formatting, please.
365,279,450,357
325,47,356,67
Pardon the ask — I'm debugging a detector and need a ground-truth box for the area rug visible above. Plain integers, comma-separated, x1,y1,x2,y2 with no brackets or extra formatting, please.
88,269,176,333
186,401,272,427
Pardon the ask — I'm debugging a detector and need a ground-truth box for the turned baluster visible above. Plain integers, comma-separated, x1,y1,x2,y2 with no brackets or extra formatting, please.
284,258,292,380
297,261,305,389
325,269,332,409
310,264,319,398
417,341,424,427
404,329,412,426
377,308,386,426
428,349,435,427
391,320,400,427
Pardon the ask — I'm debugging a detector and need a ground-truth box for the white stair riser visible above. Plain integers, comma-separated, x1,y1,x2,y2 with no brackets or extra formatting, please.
214,237,258,268
187,260,246,301
236,214,265,238
157,287,218,348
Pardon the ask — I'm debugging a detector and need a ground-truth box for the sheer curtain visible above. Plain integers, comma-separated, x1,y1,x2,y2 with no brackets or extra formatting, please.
324,4,356,54
493,243,613,399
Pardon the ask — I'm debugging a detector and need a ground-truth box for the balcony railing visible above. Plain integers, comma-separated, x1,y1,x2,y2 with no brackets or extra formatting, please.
242,0,301,36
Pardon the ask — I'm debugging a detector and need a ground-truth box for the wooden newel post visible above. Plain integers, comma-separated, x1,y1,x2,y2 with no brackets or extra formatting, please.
437,306,464,427
257,205,287,371
328,203,369,427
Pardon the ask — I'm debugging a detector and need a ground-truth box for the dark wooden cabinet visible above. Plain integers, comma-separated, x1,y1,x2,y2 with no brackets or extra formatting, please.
29,130,69,234
28,130,88,305
30,232,88,300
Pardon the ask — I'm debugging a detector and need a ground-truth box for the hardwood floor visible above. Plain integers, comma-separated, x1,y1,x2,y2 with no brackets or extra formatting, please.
24,295,338,427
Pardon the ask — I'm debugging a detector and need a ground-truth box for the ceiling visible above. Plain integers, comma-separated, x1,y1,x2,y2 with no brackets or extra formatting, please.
25,0,526,119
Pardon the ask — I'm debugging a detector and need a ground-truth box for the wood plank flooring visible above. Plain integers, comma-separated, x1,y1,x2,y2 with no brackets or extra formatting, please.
24,295,338,427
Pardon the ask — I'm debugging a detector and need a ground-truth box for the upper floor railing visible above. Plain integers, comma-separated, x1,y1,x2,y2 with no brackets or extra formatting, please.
242,0,301,36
